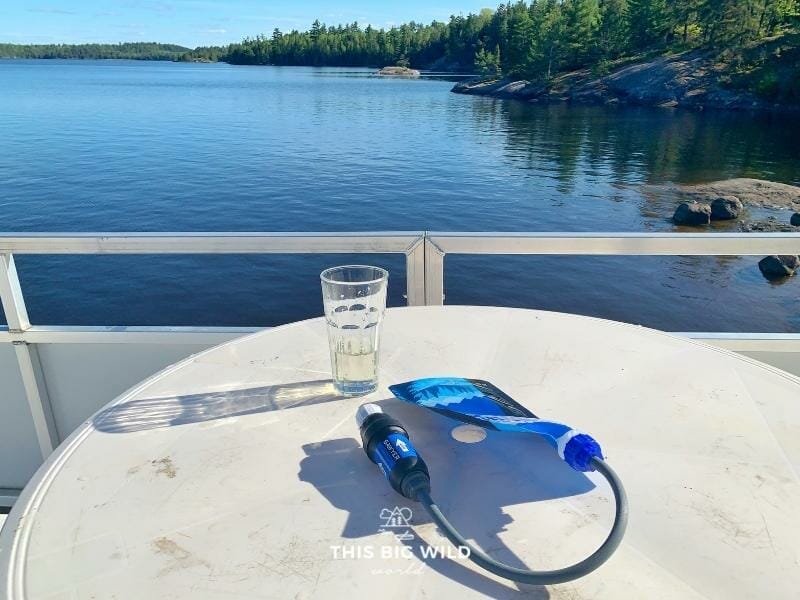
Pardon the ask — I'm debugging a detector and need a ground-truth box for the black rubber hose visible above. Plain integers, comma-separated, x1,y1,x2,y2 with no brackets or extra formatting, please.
416,457,628,585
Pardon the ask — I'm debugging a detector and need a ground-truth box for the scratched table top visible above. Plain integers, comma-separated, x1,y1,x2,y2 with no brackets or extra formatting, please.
1,306,799,599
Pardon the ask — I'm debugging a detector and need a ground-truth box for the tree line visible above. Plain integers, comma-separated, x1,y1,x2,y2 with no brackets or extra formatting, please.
0,42,190,61
217,0,799,79
2,1,798,83
217,21,448,67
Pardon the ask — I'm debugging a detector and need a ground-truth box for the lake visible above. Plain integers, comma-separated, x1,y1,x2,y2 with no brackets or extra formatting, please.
2,59,800,332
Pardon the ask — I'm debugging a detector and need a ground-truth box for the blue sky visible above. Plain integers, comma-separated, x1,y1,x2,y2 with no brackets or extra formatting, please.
1,1,492,48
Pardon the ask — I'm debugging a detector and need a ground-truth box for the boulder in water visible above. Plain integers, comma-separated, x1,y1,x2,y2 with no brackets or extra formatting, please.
758,255,800,280
710,196,743,220
791,213,800,226
673,202,711,226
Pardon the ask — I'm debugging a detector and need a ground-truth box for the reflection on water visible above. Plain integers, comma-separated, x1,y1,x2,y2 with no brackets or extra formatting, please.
1,61,799,331
462,99,800,223
469,100,800,189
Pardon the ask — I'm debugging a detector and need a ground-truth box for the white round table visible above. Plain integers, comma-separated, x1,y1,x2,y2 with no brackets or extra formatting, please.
2,307,799,599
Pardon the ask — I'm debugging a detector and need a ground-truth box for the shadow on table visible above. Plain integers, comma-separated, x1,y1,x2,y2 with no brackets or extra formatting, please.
298,399,596,598
93,379,342,433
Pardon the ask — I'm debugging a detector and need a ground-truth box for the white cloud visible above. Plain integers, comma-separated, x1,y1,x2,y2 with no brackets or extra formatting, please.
26,7,77,15
200,28,226,34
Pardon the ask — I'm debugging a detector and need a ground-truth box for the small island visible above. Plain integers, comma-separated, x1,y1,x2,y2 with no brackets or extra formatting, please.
376,66,420,78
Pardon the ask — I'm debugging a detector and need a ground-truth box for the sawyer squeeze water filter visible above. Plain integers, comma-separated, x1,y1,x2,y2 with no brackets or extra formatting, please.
356,403,430,501
356,378,629,586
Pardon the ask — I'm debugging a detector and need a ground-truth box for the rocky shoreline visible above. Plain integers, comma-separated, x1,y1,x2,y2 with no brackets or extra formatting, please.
644,178,800,233
646,178,800,280
452,49,796,112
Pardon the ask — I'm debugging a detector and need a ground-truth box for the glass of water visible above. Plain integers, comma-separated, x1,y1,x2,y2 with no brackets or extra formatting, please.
321,265,388,396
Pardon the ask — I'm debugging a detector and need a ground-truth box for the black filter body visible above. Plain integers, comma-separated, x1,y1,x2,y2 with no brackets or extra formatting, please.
357,405,430,501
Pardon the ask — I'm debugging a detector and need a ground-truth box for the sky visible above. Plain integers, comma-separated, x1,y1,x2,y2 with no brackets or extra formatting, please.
1,1,493,48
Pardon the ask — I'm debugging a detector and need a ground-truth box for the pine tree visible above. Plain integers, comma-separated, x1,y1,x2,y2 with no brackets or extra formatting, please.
772,0,800,32
669,0,700,44
506,4,535,77
563,0,602,67
598,0,629,57
627,0,669,47
310,20,323,43
475,44,502,77
539,0,567,78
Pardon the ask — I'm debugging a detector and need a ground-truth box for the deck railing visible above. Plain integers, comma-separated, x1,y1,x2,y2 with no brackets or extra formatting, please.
0,232,425,467
1,231,800,505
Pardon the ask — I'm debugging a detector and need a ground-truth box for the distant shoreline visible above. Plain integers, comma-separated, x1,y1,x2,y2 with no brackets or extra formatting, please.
0,42,193,62
4,31,797,115
0,57,180,62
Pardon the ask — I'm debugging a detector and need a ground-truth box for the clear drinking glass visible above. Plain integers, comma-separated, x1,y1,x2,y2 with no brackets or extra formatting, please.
321,265,388,396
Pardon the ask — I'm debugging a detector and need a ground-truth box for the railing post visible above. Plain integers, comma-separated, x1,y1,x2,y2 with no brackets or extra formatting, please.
13,343,58,457
0,253,31,331
424,236,445,306
405,236,426,306
1,252,58,459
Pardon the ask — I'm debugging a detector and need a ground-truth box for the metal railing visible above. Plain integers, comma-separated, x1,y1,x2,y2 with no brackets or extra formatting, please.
423,231,800,353
0,231,427,342
424,230,800,306
0,232,425,463
1,230,800,475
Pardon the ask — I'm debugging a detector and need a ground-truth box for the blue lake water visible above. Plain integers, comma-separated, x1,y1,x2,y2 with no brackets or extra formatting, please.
2,59,800,331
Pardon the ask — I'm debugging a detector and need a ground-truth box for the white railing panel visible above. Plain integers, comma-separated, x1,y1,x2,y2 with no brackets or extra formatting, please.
13,344,58,458
0,326,259,345
0,490,20,509
0,232,425,255
405,238,426,306
427,232,800,256
424,238,445,306
0,345,45,490
683,332,800,353
37,342,224,438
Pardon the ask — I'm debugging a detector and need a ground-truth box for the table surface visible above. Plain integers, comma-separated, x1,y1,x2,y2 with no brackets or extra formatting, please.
2,306,799,600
